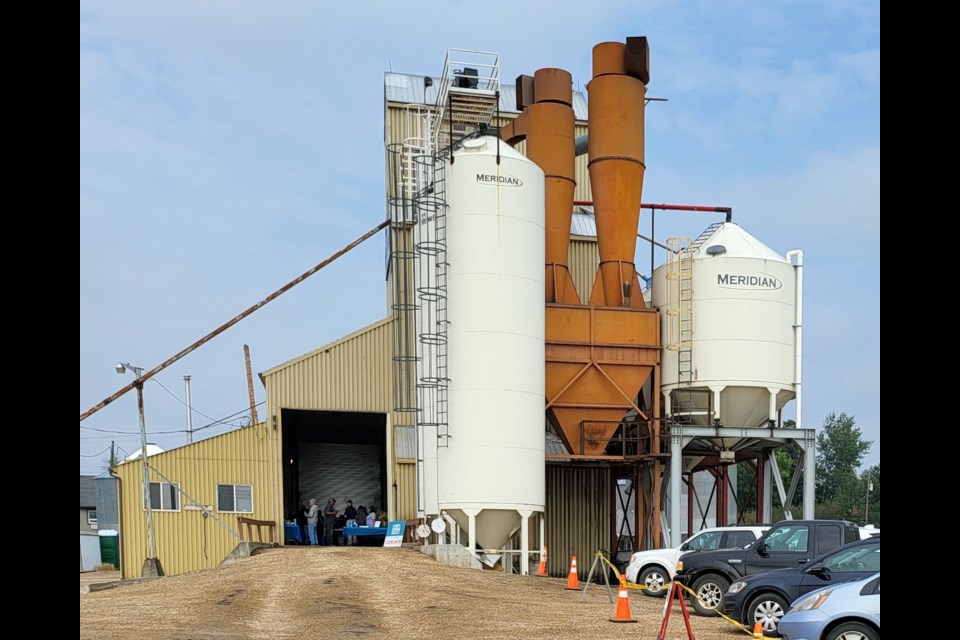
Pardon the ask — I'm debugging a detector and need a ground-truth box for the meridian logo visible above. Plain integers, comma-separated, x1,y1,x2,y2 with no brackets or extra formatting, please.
717,273,783,290
475,173,523,187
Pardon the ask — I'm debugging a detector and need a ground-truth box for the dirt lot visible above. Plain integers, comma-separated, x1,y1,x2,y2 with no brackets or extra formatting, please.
80,546,747,639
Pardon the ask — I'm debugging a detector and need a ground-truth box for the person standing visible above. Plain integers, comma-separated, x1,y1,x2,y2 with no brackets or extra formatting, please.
344,500,358,546
366,505,377,528
305,498,320,546
323,497,338,546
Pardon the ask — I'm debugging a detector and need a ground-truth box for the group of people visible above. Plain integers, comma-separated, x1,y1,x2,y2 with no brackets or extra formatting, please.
297,497,379,546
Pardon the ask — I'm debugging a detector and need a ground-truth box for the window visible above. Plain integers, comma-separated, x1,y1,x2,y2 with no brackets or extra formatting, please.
764,524,809,553
148,482,180,511
685,530,724,551
87,510,98,525
726,530,757,548
217,484,253,513
817,525,841,554
822,543,881,573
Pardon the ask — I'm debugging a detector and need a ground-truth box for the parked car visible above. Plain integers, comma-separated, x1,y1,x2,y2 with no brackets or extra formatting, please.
675,519,861,616
858,525,880,539
723,536,880,635
778,573,880,640
624,525,768,597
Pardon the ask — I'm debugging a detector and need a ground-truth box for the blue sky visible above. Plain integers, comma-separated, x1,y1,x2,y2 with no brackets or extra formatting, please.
80,1,880,474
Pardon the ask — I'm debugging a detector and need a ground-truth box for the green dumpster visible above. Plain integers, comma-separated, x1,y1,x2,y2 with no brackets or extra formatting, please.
98,532,119,569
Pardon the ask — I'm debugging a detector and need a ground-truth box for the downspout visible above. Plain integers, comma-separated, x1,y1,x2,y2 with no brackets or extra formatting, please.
785,250,803,430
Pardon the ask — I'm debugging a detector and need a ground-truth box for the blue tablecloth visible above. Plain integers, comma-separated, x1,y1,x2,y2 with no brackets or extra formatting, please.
342,526,387,537
284,522,303,544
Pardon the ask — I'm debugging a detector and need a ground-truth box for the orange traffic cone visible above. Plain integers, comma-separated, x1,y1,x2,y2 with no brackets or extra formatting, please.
609,576,638,623
564,555,580,590
536,546,548,577
753,622,765,637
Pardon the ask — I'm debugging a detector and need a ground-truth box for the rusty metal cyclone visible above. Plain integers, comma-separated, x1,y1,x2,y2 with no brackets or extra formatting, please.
79,219,390,422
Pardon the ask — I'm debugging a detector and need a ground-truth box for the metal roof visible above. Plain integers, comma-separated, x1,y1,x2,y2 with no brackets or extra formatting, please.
385,72,589,121
570,207,597,237
693,223,788,261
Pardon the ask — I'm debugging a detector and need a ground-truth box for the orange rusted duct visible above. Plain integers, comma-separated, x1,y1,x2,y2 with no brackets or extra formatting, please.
587,41,648,308
543,38,659,456
502,68,580,304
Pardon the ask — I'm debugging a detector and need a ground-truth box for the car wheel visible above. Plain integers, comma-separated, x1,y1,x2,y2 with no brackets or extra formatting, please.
639,566,669,598
825,622,878,640
691,574,729,616
747,593,788,637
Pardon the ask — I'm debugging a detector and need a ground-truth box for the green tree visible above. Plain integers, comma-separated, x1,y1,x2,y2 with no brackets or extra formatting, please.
815,413,872,504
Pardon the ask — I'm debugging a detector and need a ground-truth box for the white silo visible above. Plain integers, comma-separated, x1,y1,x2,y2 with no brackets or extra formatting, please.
439,136,546,556
651,223,799,427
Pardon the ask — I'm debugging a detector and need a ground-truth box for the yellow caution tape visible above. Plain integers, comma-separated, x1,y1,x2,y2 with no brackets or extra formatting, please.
672,580,766,639
589,552,764,639
592,552,658,591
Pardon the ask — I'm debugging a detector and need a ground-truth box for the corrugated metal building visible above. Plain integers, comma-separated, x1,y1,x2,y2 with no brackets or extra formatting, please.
115,425,276,578
261,317,419,529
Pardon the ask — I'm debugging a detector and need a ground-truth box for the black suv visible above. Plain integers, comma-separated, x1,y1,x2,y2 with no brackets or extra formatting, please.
674,519,861,616
723,536,880,636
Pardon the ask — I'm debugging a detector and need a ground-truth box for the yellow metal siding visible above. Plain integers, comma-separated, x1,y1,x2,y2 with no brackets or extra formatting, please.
545,465,611,577
116,425,276,578
263,318,416,528
395,462,417,520
568,238,600,304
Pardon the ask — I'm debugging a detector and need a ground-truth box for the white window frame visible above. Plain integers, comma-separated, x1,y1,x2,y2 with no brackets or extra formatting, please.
216,483,254,514
147,481,181,512
87,509,97,525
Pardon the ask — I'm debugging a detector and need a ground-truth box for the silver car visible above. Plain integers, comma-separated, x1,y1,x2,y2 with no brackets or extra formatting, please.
777,572,879,640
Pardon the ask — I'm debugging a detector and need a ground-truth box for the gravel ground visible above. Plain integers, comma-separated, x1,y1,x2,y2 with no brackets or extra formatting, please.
80,546,748,640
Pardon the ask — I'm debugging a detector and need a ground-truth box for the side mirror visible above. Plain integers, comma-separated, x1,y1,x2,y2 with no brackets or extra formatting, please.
804,562,828,577
680,543,692,552
757,542,770,556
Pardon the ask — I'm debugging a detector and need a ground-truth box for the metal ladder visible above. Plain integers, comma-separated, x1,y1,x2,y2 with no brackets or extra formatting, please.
678,222,722,386
414,159,451,447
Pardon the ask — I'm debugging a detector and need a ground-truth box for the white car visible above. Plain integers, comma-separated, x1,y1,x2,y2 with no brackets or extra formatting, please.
625,525,769,597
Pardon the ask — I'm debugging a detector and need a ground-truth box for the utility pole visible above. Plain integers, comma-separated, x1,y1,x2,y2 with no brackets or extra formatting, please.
184,375,194,444
116,362,163,577
864,480,873,524
243,345,259,426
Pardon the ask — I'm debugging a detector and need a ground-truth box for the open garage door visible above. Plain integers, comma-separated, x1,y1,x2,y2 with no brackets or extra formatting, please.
281,409,387,522
298,442,381,508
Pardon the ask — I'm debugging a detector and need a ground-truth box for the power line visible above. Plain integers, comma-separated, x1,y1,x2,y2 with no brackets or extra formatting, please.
80,446,112,458
150,378,218,422
78,402,265,436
